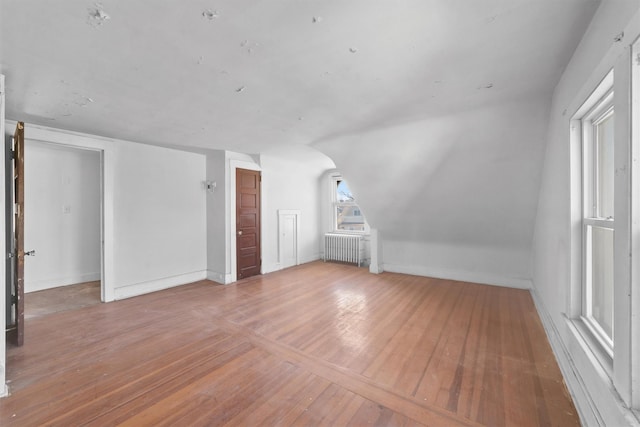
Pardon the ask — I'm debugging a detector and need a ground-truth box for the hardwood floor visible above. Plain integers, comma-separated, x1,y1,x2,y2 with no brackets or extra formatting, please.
24,281,101,319
1,262,578,426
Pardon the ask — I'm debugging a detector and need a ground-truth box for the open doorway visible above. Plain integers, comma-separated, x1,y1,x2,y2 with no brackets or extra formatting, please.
23,140,102,319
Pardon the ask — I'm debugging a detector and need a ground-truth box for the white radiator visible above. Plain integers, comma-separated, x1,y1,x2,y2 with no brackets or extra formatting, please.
324,233,362,266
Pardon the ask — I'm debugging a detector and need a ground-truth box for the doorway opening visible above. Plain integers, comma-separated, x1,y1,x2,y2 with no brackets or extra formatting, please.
23,140,102,319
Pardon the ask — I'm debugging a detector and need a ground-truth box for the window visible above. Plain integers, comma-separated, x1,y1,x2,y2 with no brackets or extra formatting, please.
333,177,367,232
581,84,614,355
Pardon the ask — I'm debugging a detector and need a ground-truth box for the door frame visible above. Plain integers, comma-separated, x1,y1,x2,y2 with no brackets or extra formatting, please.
0,75,7,397
6,122,115,302
278,209,300,269
228,159,262,283
23,140,104,298
8,121,25,346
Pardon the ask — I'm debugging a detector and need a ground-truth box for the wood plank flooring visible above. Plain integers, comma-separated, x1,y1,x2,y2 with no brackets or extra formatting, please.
24,281,101,319
0,261,579,426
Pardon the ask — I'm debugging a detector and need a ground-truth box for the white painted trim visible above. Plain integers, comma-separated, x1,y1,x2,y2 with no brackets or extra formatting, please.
278,209,300,269
630,34,640,411
299,254,321,265
0,74,6,398
568,40,637,407
611,43,633,400
228,158,262,283
383,263,531,289
369,228,383,274
206,270,231,285
329,172,370,234
262,263,280,275
101,148,115,303
264,255,322,274
26,273,101,293
114,270,207,300
530,289,640,427
7,122,116,302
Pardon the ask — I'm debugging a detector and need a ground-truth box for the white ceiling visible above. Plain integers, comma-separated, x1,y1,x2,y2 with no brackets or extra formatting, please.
1,0,598,154
1,0,602,262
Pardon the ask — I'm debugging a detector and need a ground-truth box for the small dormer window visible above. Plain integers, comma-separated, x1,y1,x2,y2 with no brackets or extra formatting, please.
333,177,367,232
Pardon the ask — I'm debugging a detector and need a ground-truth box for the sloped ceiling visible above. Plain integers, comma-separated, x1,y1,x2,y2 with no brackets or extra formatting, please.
1,0,600,258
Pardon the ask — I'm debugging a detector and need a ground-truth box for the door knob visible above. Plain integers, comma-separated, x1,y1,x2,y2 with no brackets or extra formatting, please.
25,250,36,256
238,230,243,236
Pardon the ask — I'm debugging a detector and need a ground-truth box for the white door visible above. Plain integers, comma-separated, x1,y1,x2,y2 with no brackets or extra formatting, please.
278,210,299,269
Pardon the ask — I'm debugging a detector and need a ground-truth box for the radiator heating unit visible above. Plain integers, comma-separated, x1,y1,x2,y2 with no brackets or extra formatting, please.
324,233,362,267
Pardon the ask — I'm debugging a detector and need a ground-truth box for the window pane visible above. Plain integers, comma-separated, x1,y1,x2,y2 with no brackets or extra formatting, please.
336,180,355,202
336,205,365,231
589,226,614,341
596,113,614,218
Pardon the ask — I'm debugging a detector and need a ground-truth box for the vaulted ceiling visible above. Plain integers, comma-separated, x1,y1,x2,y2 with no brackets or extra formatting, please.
1,0,597,152
1,0,601,266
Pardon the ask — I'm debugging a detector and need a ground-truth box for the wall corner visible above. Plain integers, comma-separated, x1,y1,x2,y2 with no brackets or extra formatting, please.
369,229,384,274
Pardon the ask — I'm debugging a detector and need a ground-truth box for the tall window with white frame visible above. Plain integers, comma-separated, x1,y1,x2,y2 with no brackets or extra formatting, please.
582,87,615,356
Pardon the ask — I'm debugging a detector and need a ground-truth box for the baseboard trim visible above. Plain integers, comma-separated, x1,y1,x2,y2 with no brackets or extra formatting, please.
264,256,322,276
299,254,321,265
114,270,207,300
26,273,101,293
369,262,384,274
530,289,600,426
0,383,8,398
382,263,531,289
206,270,231,285
530,289,640,427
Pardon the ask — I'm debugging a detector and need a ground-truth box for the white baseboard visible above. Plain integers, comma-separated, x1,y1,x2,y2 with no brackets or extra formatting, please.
530,289,640,427
382,263,532,289
206,270,231,284
114,270,207,300
369,262,384,274
299,254,321,265
263,255,322,276
0,361,8,397
25,273,101,293
262,263,281,275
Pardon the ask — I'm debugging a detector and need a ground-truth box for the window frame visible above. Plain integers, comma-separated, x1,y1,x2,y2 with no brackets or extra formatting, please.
566,31,640,419
569,69,616,375
331,175,369,234
580,89,615,357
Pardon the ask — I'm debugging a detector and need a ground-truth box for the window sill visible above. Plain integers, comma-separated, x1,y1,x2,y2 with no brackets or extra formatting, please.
567,315,613,378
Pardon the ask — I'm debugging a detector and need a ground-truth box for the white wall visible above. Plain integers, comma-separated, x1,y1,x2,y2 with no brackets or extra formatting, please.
112,140,207,299
15,124,208,301
24,141,100,292
532,2,640,425
206,149,227,284
314,98,549,288
260,146,334,273
206,146,333,283
383,240,531,289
